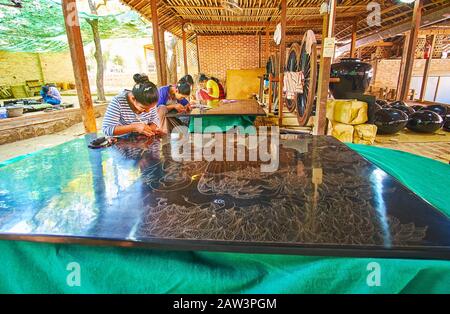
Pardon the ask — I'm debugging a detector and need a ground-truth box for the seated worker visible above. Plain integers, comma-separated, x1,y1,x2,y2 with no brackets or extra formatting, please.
196,74,219,101
157,81,192,133
178,74,198,102
178,74,194,87
102,73,163,137
211,77,226,99
157,81,192,111
40,85,62,105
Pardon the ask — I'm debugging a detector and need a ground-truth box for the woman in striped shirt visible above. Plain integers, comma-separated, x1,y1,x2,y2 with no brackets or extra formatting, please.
102,73,163,137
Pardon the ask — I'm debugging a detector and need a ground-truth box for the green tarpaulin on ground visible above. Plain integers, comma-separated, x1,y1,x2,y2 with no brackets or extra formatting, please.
0,140,449,293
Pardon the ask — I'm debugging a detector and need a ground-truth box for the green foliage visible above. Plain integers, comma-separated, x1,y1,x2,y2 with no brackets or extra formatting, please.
0,0,151,52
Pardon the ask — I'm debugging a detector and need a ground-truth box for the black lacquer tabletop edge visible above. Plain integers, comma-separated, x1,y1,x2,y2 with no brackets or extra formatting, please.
1,233,449,261
166,112,267,117
346,143,450,221
1,135,449,261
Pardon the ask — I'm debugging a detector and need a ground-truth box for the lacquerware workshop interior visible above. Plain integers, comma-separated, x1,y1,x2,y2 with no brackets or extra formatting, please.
0,0,449,296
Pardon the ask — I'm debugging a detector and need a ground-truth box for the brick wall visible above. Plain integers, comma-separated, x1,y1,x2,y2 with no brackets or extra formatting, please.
260,34,304,63
197,35,261,82
0,51,74,86
372,58,450,90
371,59,402,90
197,34,310,82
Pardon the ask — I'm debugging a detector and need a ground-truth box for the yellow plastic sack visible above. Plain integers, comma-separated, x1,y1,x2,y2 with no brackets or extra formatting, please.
326,99,368,125
353,124,378,145
331,122,354,143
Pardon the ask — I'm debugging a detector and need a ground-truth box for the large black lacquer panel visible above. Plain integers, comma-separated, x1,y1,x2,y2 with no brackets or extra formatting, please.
0,133,449,260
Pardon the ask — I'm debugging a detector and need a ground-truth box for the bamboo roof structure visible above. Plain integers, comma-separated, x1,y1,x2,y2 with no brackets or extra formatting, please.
120,0,449,46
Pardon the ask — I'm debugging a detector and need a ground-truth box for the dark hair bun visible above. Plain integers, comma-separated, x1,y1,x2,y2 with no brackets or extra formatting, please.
131,75,159,106
177,82,191,96
198,74,209,83
133,73,150,84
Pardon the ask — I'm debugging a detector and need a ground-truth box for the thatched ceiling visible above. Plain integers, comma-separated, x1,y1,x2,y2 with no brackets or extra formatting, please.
120,0,449,45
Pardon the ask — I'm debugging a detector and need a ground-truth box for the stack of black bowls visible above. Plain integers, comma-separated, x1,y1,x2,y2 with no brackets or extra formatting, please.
373,101,447,134
373,102,409,135
407,104,446,133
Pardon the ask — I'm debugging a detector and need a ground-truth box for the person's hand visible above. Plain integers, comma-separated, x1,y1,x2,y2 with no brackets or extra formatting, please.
148,123,166,136
174,104,186,113
185,103,193,111
132,122,155,137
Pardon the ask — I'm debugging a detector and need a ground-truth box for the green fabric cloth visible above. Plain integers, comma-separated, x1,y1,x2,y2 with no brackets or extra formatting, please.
0,240,449,293
0,142,449,293
189,116,256,133
348,143,450,218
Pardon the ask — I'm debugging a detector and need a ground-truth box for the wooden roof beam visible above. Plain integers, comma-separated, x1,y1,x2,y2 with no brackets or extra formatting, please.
166,5,369,11
176,12,365,19
336,0,448,39
419,28,450,35
357,41,394,49
334,4,407,38
183,18,353,27
336,4,450,55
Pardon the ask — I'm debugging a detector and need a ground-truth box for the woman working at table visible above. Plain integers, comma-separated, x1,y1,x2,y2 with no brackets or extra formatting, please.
196,74,219,101
157,81,192,112
102,73,163,137
210,77,226,99
157,79,193,133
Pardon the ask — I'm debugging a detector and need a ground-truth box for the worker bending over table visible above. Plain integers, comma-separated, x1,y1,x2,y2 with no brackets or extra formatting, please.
40,84,62,105
102,73,164,138
157,77,193,133
196,74,225,101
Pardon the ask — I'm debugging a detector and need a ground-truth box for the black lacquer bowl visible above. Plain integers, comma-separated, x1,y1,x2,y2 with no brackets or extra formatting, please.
330,58,372,99
407,110,444,133
411,104,426,112
375,99,388,107
390,101,415,117
420,104,448,119
442,116,450,132
374,108,409,134
389,100,408,107
373,103,383,112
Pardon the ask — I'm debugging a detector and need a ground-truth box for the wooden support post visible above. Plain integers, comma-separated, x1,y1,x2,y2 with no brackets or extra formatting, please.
258,32,262,68
61,0,97,133
396,32,410,98
433,76,440,102
419,34,436,102
268,74,273,113
398,0,422,101
278,0,287,127
350,20,357,58
151,0,165,86
159,27,168,85
265,28,270,61
196,35,201,74
313,0,336,136
182,25,189,75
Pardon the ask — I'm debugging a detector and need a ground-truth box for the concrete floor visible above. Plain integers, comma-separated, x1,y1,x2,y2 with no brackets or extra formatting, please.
0,92,112,162
0,117,104,163
376,141,450,164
